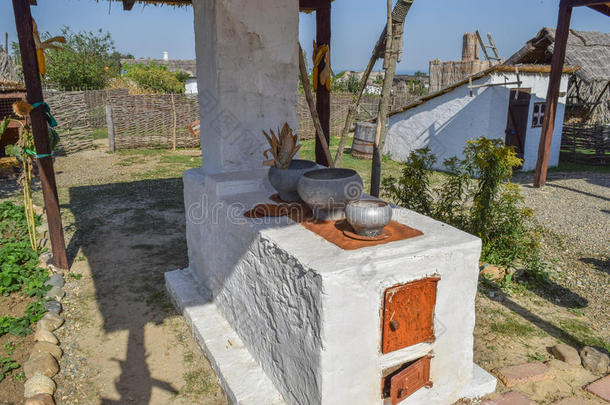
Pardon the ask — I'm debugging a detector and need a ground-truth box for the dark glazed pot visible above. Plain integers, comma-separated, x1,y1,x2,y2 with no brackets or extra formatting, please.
297,168,363,221
268,159,317,202
345,199,392,237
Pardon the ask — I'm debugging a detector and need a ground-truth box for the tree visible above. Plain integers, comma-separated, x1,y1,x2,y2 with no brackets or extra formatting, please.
43,27,118,90
123,62,185,94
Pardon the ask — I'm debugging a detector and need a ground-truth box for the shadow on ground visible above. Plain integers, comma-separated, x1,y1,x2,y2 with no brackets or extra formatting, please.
67,177,188,404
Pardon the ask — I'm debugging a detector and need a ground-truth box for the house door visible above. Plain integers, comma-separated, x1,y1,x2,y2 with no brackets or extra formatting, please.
505,89,531,158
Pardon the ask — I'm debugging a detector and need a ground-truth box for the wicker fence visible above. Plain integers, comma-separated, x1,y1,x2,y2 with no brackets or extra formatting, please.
28,89,417,152
107,93,200,150
43,90,95,154
297,93,416,139
561,123,610,165
83,88,129,129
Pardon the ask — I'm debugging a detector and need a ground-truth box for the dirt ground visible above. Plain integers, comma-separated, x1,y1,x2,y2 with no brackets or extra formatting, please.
0,295,37,405
0,140,607,404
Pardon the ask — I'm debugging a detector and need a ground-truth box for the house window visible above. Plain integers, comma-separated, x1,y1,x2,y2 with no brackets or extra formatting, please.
532,102,545,127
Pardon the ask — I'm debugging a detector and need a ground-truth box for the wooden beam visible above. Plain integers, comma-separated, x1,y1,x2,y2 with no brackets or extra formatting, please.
11,0,69,269
123,0,136,10
566,0,609,6
588,3,610,16
299,0,330,11
315,4,331,166
534,0,573,188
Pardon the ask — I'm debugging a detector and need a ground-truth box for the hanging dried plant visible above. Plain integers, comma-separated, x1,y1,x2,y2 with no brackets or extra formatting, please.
0,103,37,250
262,123,301,169
12,100,33,118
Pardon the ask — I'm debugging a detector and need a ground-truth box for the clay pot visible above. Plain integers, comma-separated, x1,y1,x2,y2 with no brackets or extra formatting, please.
297,168,363,221
345,199,392,237
268,159,317,202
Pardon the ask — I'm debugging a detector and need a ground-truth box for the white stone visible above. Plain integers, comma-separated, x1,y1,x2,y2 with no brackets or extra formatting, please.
384,71,570,171
192,0,299,173
176,167,496,404
166,269,285,405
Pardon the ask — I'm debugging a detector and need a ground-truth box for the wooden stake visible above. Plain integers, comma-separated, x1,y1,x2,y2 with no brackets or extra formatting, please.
534,0,572,187
299,43,334,168
105,105,115,152
334,0,413,167
171,94,177,152
370,2,412,197
12,0,68,269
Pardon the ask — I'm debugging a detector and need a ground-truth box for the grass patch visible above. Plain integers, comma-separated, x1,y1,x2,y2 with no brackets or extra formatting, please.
159,154,202,165
558,318,610,351
299,135,405,191
91,128,108,140
490,316,541,338
180,369,215,396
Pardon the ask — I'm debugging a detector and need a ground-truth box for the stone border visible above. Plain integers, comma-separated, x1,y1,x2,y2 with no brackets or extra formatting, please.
21,254,66,405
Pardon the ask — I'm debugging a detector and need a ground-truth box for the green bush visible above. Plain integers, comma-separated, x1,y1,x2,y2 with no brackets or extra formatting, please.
43,27,119,90
382,138,542,274
0,202,48,339
123,62,186,94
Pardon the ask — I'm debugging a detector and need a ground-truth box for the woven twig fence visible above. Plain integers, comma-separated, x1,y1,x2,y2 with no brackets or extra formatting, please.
561,123,610,165
44,90,95,154
297,93,416,139
83,88,129,129
108,93,200,150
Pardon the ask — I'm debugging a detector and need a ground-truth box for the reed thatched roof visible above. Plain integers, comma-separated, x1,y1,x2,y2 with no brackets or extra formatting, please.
506,27,610,83
389,64,577,117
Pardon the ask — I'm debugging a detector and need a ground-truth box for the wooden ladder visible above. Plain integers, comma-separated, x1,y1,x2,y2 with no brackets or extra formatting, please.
475,30,501,61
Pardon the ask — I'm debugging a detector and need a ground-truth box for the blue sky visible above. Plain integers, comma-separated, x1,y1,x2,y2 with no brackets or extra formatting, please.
1,0,608,74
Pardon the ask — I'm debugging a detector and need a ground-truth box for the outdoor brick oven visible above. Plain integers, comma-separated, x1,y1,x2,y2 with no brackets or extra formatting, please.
166,0,496,403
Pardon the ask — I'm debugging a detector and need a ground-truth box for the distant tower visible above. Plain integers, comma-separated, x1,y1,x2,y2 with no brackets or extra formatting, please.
162,51,169,61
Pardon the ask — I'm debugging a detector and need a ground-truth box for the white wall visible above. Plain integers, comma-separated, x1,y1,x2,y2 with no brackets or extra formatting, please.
192,0,299,174
385,72,570,171
185,77,198,94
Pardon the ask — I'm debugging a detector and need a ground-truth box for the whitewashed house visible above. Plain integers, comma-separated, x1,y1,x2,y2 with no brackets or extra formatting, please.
384,65,575,171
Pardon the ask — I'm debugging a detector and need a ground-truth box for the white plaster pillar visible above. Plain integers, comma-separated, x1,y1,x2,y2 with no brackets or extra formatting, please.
193,0,300,174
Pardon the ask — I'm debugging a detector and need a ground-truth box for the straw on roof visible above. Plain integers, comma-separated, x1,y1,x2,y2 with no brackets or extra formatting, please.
389,64,577,117
506,27,610,83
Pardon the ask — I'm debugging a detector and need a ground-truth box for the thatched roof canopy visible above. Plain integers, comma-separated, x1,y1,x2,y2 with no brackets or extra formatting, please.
107,0,332,12
506,27,610,83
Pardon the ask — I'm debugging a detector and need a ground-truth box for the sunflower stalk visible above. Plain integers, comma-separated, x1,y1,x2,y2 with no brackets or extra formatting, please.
0,101,40,250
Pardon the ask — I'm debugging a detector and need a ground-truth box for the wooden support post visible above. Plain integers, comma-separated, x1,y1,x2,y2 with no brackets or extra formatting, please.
533,0,572,188
315,3,331,167
299,44,334,167
12,0,68,269
105,105,115,152
370,1,413,197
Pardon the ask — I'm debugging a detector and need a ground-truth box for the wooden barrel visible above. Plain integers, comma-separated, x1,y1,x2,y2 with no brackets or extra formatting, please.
351,122,377,160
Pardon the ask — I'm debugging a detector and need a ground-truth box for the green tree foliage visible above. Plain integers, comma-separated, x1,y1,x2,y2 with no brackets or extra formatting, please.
43,27,118,90
382,138,542,274
123,62,186,94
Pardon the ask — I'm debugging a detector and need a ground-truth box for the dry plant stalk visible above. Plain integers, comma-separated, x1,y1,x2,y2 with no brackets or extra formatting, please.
262,123,301,169
0,102,38,250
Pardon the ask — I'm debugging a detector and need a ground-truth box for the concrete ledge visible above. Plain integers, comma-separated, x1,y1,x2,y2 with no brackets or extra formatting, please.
165,268,286,405
461,364,497,399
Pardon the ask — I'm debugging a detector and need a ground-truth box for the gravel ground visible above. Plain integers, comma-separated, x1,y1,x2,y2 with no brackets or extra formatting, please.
514,171,609,338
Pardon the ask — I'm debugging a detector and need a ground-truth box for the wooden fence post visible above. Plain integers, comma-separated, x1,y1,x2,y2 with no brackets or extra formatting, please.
105,105,115,152
12,0,68,269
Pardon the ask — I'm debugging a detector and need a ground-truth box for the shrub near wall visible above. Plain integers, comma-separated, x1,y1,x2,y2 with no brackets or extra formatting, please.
382,138,543,279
